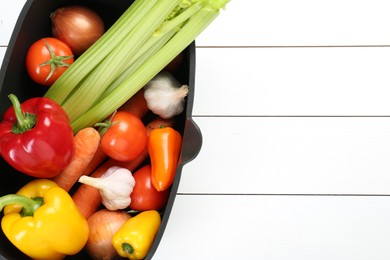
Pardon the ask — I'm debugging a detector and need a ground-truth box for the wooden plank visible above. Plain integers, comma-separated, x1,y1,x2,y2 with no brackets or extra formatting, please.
193,47,390,116
0,0,26,46
196,0,390,47
155,194,390,259
178,117,390,195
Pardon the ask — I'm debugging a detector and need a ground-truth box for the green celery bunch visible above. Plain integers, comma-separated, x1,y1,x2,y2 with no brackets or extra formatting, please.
44,0,230,133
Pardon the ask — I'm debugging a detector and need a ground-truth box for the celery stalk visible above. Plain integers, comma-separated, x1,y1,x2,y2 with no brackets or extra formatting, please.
71,2,228,133
98,30,176,102
44,0,159,104
43,0,230,133
60,0,182,121
98,3,203,101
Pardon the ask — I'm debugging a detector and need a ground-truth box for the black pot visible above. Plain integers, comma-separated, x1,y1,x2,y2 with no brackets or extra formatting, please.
0,0,202,259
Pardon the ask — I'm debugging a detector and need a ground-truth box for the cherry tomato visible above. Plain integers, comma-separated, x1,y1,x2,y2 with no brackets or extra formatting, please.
100,111,147,161
130,165,170,211
26,37,74,86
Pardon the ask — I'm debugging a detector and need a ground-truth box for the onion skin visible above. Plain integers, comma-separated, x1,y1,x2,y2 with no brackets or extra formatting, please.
86,209,131,260
51,5,105,56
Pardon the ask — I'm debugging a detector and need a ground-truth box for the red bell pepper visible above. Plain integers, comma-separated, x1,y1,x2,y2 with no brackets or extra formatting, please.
0,94,74,178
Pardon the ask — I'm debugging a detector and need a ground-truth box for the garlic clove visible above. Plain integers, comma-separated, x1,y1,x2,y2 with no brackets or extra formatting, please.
144,72,189,119
78,166,135,211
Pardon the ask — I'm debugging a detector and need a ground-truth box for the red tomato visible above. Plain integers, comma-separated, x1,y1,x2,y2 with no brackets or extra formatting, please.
101,111,147,161
130,165,170,211
26,37,74,86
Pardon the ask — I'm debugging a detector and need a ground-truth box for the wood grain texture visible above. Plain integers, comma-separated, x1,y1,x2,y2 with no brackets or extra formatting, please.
156,195,390,260
196,0,390,47
179,117,390,194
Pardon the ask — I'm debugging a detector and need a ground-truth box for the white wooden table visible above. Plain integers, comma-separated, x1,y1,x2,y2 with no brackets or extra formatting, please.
2,0,390,259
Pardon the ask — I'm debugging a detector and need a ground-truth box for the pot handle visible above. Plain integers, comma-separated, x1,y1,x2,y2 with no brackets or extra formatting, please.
180,117,203,164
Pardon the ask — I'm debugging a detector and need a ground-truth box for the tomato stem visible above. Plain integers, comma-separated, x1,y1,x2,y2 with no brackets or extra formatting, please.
40,39,74,83
94,110,118,136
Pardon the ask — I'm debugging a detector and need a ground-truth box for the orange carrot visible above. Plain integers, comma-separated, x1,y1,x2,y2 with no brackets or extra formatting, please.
81,145,107,176
52,127,101,191
72,117,175,219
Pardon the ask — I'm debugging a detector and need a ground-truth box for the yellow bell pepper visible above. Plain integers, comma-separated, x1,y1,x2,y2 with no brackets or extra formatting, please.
0,179,89,260
112,210,161,260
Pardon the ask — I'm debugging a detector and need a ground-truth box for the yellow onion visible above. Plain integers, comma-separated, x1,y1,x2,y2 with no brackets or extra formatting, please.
50,5,105,56
86,209,131,260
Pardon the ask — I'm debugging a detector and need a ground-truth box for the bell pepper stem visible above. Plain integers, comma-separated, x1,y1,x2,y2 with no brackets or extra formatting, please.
122,242,135,255
8,94,36,134
0,194,43,217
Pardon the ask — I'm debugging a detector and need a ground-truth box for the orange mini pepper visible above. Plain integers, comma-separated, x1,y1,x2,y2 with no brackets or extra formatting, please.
148,126,182,191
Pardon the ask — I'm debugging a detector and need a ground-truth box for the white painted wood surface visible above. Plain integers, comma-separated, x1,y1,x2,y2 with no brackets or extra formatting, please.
195,0,390,46
2,0,390,259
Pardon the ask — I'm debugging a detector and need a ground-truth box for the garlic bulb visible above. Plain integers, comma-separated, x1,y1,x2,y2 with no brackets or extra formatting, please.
78,166,135,210
144,72,189,119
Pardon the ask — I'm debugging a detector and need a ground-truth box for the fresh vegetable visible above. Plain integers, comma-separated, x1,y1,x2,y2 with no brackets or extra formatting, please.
148,126,182,191
81,145,107,176
80,88,149,177
72,117,174,219
72,174,104,219
118,88,149,119
78,166,135,211
51,5,105,56
86,209,131,260
52,127,101,191
72,152,144,218
145,116,175,136
144,72,188,119
0,94,74,178
97,111,147,162
130,164,170,211
0,179,89,259
43,0,230,133
112,210,161,260
26,37,74,86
